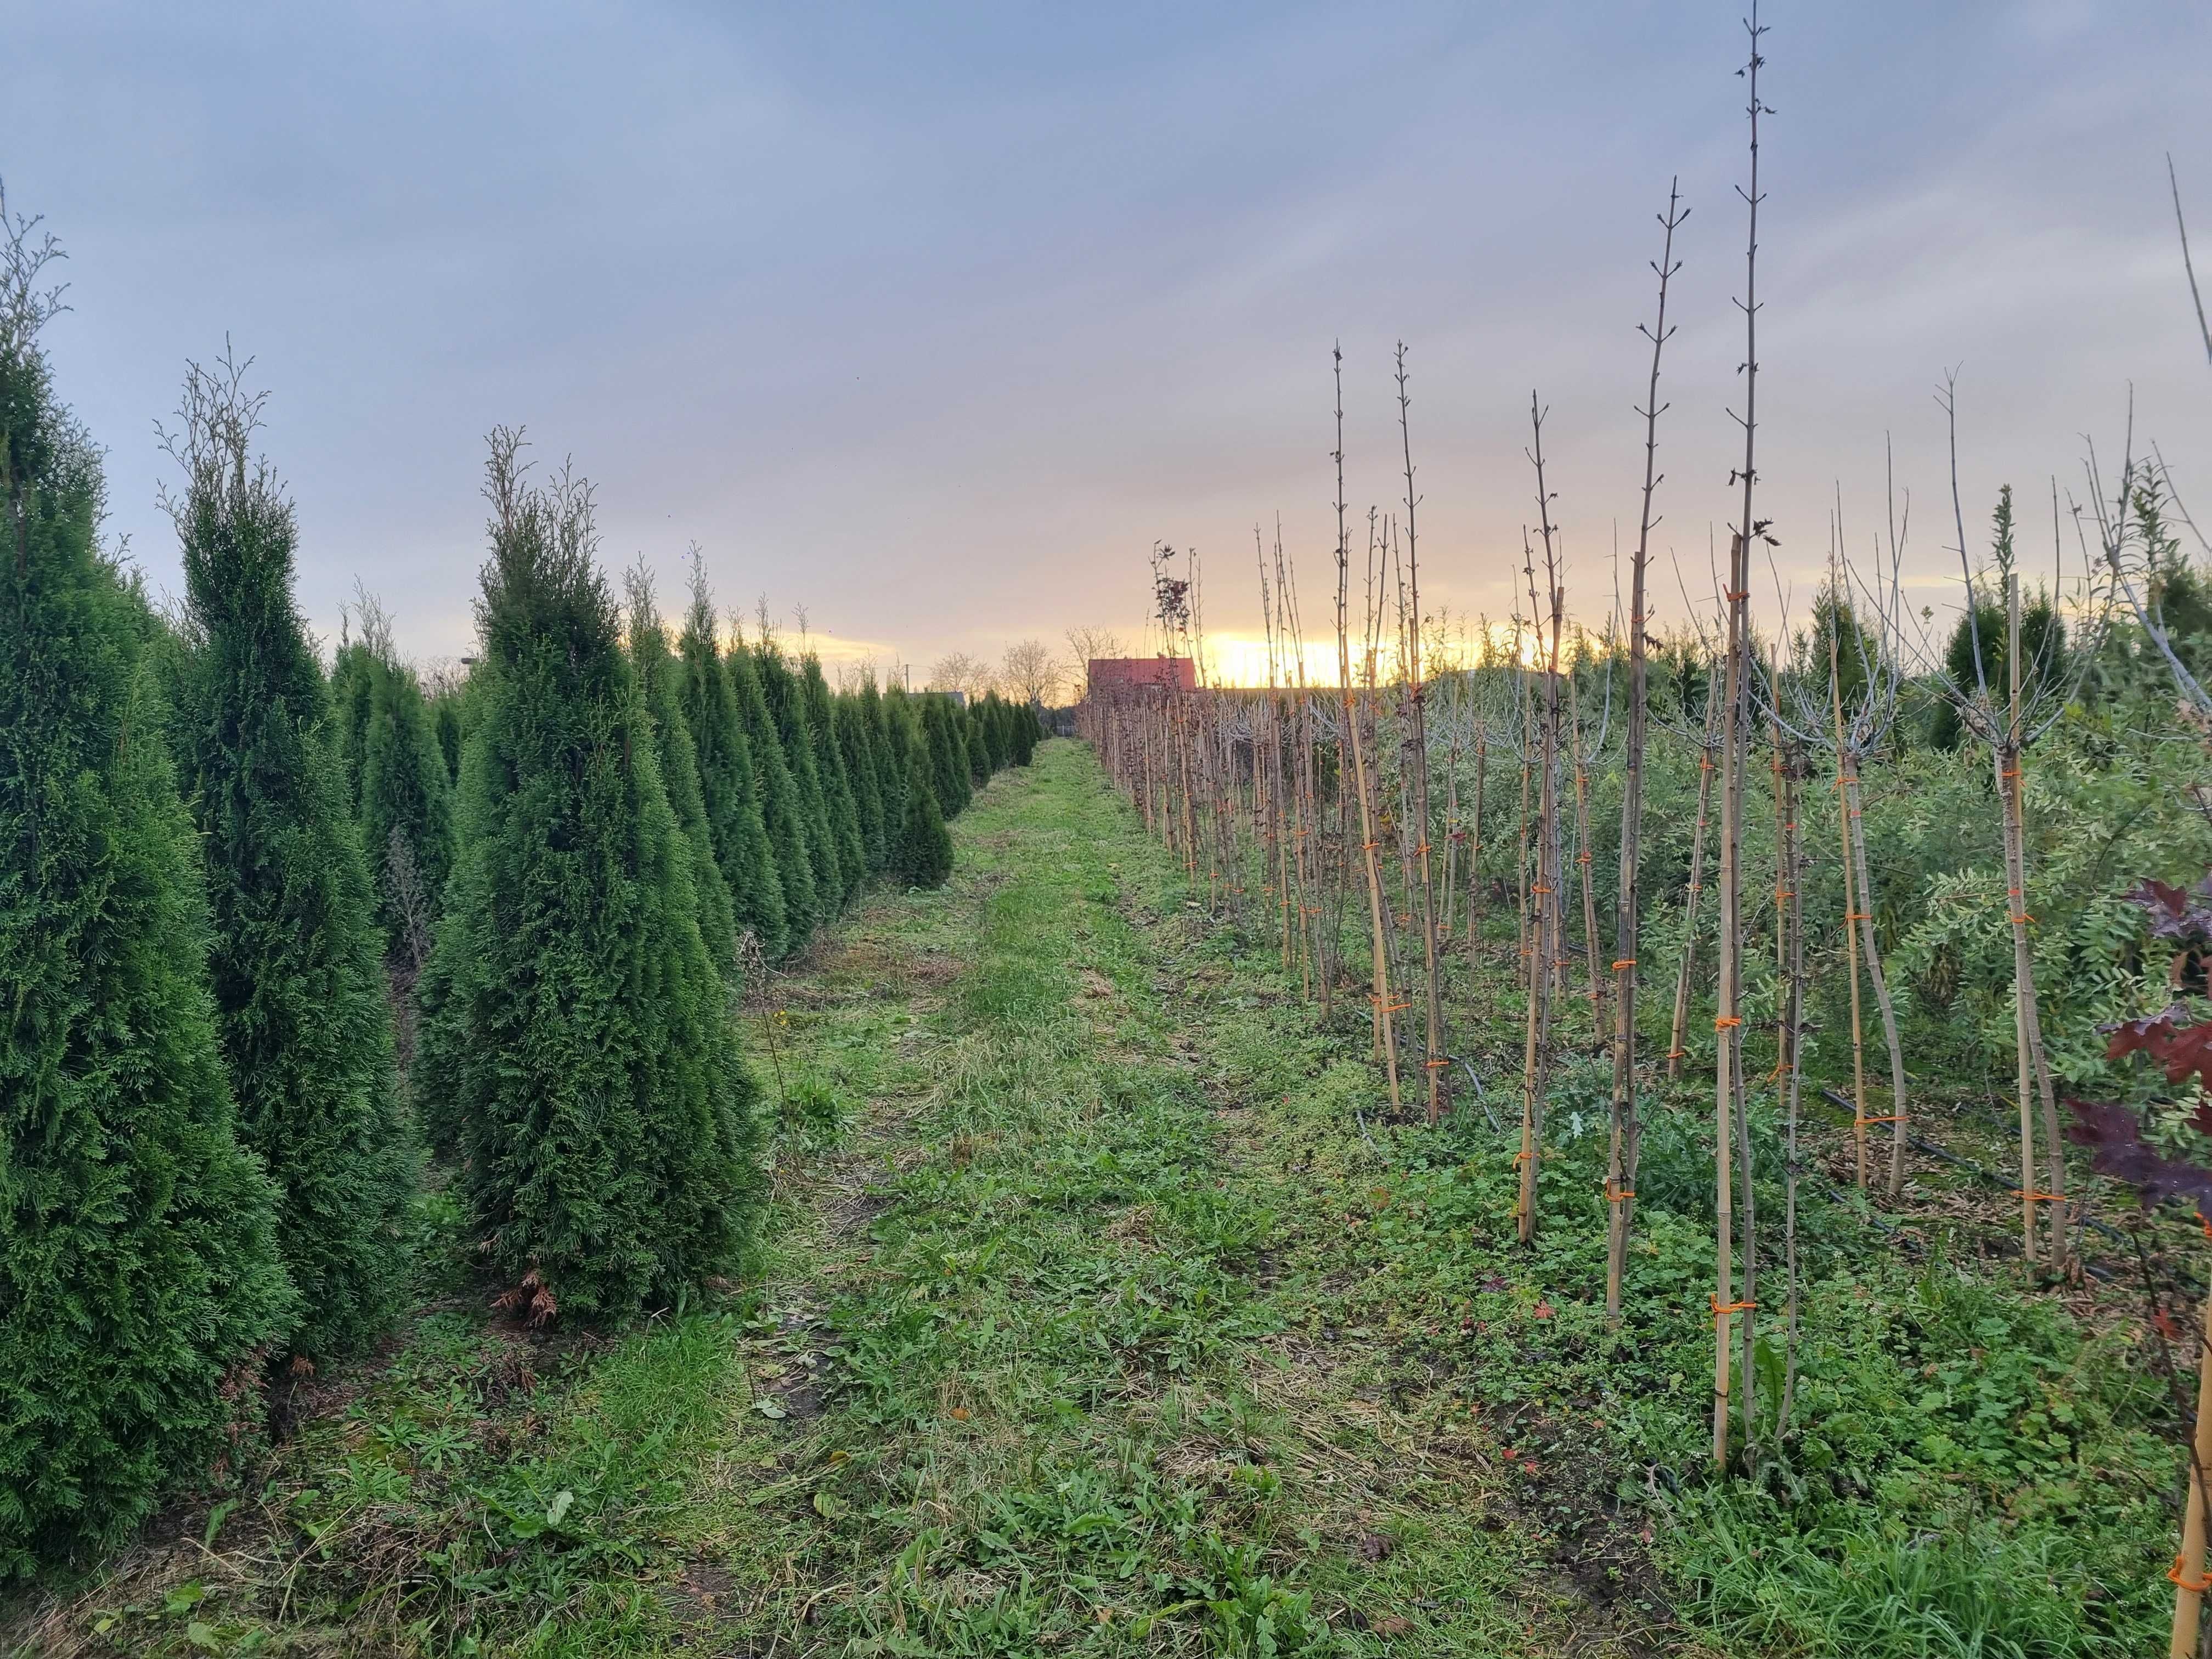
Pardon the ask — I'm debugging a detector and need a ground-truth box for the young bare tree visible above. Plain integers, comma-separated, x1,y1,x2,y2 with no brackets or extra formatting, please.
1001,638,1062,706
1064,626,1126,700
1607,178,1686,1319
1516,401,1568,1245
1713,1,1770,1471
1918,382,2102,1269
1397,343,1448,1123
1331,347,1400,1114
927,651,997,700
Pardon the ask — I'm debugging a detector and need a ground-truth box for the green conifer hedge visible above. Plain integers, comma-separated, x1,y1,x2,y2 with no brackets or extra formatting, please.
677,571,786,960
727,633,822,952
891,761,954,889
1,263,295,1576
627,565,740,975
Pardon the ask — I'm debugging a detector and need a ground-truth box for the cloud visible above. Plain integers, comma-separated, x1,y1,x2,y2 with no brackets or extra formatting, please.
4,1,2209,672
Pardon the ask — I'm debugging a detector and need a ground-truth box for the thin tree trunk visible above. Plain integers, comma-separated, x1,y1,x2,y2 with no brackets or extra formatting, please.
1843,784,1910,1202
1998,569,2067,1265
1468,720,1489,976
1567,668,1605,1043
1714,535,1750,1471
1667,683,1722,1080
1716,3,1765,1470
1398,347,1447,1123
1827,586,1874,1192
1771,682,1804,1440
1334,348,1399,1111
1605,178,1680,1318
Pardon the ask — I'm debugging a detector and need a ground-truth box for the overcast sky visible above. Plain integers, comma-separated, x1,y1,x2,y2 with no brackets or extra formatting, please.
8,1,2210,681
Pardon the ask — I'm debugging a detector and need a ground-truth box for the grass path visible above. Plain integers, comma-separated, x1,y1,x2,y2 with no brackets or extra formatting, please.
11,741,1665,1657
678,740,1660,1656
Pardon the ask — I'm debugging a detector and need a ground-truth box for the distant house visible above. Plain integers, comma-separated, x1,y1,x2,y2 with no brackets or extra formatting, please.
1087,656,1196,694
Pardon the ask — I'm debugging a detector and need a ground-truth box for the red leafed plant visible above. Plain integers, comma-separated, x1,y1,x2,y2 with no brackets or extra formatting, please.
2066,874,2212,1220
2069,871,2212,1649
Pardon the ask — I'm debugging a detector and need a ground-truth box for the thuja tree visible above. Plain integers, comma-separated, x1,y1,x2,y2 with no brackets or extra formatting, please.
0,210,294,1575
859,678,908,832
328,589,452,954
414,435,760,1320
358,647,453,948
726,628,822,950
1008,696,1040,765
164,355,413,1361
628,563,738,974
677,567,786,959
834,693,887,871
329,631,376,812
891,760,954,888
801,656,866,899
970,695,1002,774
922,693,972,817
752,640,847,910
882,684,918,792
427,668,467,787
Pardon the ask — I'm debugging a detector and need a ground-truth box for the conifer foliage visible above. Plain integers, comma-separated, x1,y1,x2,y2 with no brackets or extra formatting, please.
891,760,955,888
414,435,761,1321
328,594,454,963
753,642,847,913
627,562,740,975
921,692,973,818
802,655,867,900
1,210,295,1576
163,354,413,1362
729,632,823,951
678,567,787,960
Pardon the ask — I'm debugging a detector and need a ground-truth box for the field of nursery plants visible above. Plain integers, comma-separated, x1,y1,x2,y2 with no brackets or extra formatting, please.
10,5,2212,1658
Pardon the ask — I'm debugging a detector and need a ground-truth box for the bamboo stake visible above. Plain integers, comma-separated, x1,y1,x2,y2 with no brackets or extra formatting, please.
1845,771,1911,1201
1667,680,1722,1080
1996,565,2068,1265
1468,708,1488,975
1771,651,1805,1439
2170,1295,2212,1658
1715,0,1768,1472
1827,550,1874,1193
1398,344,1448,1124
1567,665,1606,1042
1515,635,1537,1014
1515,616,1552,1245
1334,347,1400,1113
1607,175,1684,1321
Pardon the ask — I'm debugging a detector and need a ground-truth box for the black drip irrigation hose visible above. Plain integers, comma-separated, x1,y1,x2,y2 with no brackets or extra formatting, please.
1813,1086,2124,1282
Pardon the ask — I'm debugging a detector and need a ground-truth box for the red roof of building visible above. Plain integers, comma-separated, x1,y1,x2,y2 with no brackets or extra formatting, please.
1087,656,1197,692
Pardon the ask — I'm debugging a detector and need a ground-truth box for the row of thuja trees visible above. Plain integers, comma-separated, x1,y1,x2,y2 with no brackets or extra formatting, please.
0,207,1038,1577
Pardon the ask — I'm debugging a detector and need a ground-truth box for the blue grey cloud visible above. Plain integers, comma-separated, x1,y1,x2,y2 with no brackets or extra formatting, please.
7,1,2208,669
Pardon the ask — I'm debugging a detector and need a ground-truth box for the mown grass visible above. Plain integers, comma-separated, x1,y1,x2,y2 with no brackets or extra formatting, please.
4,738,2181,1657
1140,826,2181,1651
